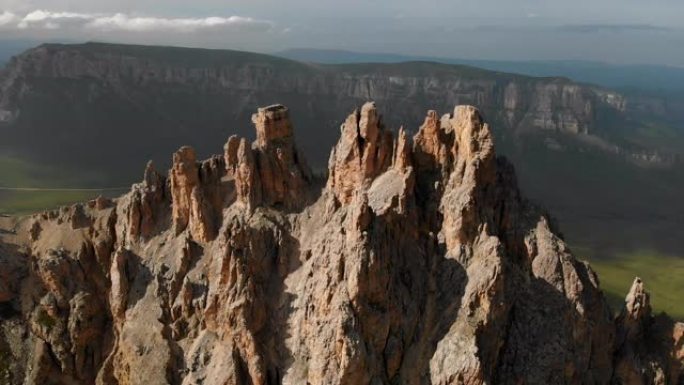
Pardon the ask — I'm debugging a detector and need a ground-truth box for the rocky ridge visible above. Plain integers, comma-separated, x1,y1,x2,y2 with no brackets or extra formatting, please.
0,42,642,172
0,102,682,385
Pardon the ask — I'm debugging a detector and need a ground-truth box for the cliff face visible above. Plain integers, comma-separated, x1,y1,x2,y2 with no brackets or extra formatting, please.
1,102,682,385
0,43,619,134
0,43,634,175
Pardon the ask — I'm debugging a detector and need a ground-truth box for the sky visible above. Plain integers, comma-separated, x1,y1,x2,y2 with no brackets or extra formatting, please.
1,0,683,66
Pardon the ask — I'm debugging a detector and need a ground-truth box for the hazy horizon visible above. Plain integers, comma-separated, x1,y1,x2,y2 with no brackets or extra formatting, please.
1,0,684,67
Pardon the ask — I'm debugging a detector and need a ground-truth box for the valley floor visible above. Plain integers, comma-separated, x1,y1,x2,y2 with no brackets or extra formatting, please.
0,155,127,215
582,248,684,319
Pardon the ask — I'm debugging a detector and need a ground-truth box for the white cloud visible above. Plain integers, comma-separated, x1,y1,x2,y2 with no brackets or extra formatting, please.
0,10,17,26
86,14,271,33
1,9,272,33
17,10,92,29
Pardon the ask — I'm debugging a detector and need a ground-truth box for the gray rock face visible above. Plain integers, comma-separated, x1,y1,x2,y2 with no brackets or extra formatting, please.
0,42,638,176
0,103,682,385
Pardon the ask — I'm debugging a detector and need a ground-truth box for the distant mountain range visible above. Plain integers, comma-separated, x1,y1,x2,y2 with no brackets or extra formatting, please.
1,42,683,274
4,42,684,93
2,43,680,170
277,48,684,93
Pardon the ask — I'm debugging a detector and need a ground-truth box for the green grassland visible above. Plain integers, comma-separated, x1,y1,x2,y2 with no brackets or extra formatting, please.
577,248,684,320
504,133,684,320
0,190,106,215
0,155,126,215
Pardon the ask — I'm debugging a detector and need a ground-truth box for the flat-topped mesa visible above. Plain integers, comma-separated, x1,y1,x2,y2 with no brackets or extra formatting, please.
225,105,312,211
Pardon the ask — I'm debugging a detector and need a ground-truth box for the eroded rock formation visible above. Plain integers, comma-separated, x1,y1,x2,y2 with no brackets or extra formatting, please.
0,103,682,385
328,102,394,205
612,278,684,384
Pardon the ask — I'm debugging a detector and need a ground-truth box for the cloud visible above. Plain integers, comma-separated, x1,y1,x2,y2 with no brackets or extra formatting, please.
1,9,272,33
86,14,272,33
0,11,17,26
558,24,671,33
17,10,92,29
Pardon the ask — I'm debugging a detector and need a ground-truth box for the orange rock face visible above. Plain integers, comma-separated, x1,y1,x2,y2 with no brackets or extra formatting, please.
167,148,225,242
170,146,200,234
413,109,453,172
0,102,681,385
328,102,394,205
253,104,294,147
251,105,312,209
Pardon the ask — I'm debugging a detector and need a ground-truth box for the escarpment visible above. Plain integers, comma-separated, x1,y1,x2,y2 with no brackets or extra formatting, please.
0,102,682,385
0,42,645,177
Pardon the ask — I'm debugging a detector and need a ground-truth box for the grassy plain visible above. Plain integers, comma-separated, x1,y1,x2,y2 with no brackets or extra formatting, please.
0,155,126,214
577,248,684,320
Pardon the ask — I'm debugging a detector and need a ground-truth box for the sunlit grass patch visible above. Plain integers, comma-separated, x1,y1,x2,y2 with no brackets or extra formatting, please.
0,154,127,215
0,190,107,215
576,247,684,320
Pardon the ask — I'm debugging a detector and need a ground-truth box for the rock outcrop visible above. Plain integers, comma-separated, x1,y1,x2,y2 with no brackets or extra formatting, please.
0,103,682,385
248,104,313,210
328,102,394,205
613,278,684,384
222,104,313,212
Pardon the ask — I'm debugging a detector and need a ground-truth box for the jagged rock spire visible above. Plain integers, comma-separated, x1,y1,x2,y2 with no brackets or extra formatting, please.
625,277,652,321
224,104,312,211
223,135,240,174
327,102,394,204
170,146,199,235
413,109,453,173
3,102,682,385
169,146,223,242
126,160,165,240
613,277,684,384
